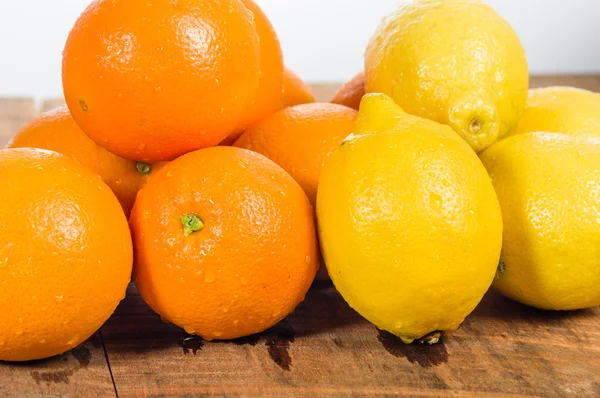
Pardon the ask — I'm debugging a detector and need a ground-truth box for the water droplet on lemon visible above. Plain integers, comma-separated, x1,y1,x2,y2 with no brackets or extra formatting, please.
430,192,443,210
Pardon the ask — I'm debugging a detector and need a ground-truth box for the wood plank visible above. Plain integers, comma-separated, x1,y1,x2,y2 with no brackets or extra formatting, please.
0,334,117,398
41,99,66,113
0,98,36,148
102,283,600,397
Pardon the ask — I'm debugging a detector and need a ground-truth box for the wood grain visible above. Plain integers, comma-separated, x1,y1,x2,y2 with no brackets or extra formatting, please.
100,283,600,397
0,334,117,398
0,98,36,148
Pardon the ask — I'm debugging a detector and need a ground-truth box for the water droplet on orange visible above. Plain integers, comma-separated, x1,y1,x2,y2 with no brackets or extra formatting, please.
184,326,196,335
205,270,215,283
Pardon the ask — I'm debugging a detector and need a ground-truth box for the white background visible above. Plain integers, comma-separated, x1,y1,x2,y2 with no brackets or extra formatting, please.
1,0,599,99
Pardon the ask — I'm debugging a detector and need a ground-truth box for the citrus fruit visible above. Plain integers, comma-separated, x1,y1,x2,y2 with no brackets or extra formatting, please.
220,68,316,146
365,0,528,152
480,132,600,310
0,148,132,361
331,72,365,111
7,106,164,217
131,146,318,340
281,68,316,109
234,103,357,206
510,86,600,139
239,0,283,127
317,94,503,343
219,0,284,145
62,0,262,162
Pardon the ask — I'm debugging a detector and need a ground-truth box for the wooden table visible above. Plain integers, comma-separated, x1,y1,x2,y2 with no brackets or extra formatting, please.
1,76,600,397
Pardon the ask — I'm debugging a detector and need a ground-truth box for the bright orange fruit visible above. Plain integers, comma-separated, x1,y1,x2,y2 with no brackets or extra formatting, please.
282,68,317,109
331,72,366,111
131,147,318,340
62,0,262,162
238,0,284,128
220,66,315,147
219,0,284,146
0,148,132,361
234,103,357,207
7,106,164,217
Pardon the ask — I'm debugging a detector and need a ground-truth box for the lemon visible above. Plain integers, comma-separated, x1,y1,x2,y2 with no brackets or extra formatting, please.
510,86,600,140
317,94,503,343
481,132,600,310
365,0,528,153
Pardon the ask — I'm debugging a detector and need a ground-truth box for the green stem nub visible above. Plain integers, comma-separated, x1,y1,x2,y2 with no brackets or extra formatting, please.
181,214,204,237
136,162,152,175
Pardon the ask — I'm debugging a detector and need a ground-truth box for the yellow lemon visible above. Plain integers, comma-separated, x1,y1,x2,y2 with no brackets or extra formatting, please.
317,94,503,343
481,132,600,310
365,0,528,153
510,86,600,141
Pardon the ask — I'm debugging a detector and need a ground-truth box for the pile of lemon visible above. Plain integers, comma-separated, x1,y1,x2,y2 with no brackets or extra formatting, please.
2,0,600,363
320,0,600,344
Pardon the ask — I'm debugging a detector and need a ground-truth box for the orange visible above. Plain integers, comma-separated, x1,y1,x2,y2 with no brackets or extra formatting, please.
331,72,366,111
281,68,317,108
219,0,284,146
0,148,132,361
238,0,284,128
219,67,315,147
234,103,357,207
130,146,318,340
7,106,165,217
62,0,262,162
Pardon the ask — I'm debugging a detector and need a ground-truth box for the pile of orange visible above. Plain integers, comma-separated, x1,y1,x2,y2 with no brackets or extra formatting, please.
0,0,355,362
